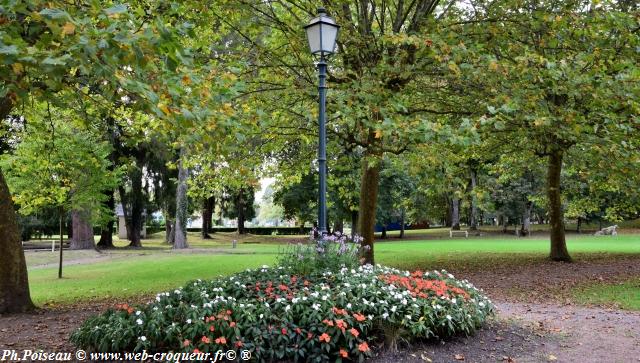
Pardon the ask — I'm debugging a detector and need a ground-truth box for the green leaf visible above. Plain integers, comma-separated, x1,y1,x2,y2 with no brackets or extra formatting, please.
39,8,70,20
0,45,18,55
104,4,128,15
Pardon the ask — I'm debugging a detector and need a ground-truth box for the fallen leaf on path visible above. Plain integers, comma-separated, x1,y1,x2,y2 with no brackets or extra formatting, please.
548,354,558,361
420,353,432,362
454,354,465,360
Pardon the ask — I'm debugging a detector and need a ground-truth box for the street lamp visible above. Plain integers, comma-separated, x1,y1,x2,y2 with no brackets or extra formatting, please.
305,7,339,236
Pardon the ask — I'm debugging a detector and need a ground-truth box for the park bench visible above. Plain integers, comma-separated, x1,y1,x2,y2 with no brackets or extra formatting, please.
449,230,469,238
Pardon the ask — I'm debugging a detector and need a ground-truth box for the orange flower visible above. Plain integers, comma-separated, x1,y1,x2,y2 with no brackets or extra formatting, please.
353,313,366,322
322,319,334,327
193,348,201,354
281,328,287,335
201,336,210,344
229,322,236,328
295,327,302,334
182,339,190,347
358,342,370,352
215,337,227,345
235,341,243,348
209,325,215,332
339,348,349,358
349,328,359,337
226,310,232,315
318,333,331,343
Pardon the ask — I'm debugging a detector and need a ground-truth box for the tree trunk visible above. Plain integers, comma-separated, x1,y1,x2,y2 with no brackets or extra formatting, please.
201,198,212,239
333,219,343,234
451,197,461,230
357,154,381,265
58,207,64,279
576,217,582,234
97,189,115,248
237,188,246,235
399,208,405,239
469,168,478,231
165,219,172,243
128,164,144,247
547,150,571,262
118,185,133,241
70,209,95,250
351,210,358,238
201,197,215,239
521,200,532,236
168,221,176,245
173,148,189,249
0,168,35,313
501,215,508,233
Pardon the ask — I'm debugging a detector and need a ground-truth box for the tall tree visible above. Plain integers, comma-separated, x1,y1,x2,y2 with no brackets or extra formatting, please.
473,0,639,260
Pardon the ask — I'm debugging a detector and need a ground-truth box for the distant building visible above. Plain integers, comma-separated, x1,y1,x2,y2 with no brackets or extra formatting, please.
115,204,146,239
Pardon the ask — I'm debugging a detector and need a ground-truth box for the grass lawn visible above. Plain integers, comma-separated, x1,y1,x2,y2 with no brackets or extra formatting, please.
26,232,640,305
573,278,640,310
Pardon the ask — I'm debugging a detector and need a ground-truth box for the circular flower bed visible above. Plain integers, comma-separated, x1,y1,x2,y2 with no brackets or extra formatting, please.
71,264,493,362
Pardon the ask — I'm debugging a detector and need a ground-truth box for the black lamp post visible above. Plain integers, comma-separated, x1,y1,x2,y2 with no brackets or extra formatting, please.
304,7,339,235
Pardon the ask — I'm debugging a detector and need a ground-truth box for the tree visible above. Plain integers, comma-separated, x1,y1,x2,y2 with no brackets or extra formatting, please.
218,1,479,263
0,0,238,311
472,0,640,261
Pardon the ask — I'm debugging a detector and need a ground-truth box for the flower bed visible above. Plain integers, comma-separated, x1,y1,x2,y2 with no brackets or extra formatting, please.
71,264,493,362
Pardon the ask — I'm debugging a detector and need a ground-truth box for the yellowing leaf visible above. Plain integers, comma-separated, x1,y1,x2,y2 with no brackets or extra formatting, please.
182,75,191,85
158,103,171,115
62,22,75,35
374,129,382,139
12,63,24,75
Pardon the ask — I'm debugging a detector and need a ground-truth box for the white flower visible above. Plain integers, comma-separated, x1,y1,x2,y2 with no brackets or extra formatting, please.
312,303,321,311
259,314,264,319
136,319,143,325
401,299,407,305
186,319,192,324
479,302,485,307
135,311,141,316
382,312,389,319
446,315,452,320
285,305,291,312
391,306,397,313
452,298,457,304
139,336,147,341
346,303,352,309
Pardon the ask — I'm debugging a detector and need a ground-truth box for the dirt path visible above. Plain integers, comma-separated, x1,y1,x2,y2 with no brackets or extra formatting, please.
496,302,640,363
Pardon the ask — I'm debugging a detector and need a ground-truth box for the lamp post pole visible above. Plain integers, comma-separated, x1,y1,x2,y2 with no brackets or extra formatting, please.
317,56,327,235
305,7,338,237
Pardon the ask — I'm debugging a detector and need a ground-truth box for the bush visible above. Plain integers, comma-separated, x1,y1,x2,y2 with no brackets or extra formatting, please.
277,232,365,276
71,264,493,362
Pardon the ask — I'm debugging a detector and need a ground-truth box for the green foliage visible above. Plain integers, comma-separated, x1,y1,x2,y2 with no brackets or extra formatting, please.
277,233,364,276
0,103,118,222
71,264,493,362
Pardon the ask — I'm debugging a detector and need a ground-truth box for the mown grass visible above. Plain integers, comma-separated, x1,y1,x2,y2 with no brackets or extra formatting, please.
26,233,640,305
573,278,640,311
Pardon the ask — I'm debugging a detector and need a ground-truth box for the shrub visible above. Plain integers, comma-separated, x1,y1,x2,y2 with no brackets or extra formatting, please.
277,232,365,275
71,264,493,362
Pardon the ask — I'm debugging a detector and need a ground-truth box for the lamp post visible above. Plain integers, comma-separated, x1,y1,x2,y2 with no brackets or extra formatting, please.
305,7,339,236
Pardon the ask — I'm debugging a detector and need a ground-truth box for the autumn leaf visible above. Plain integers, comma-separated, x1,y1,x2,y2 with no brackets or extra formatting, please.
158,103,171,115
454,354,465,360
374,129,382,139
62,22,75,36
12,63,24,75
